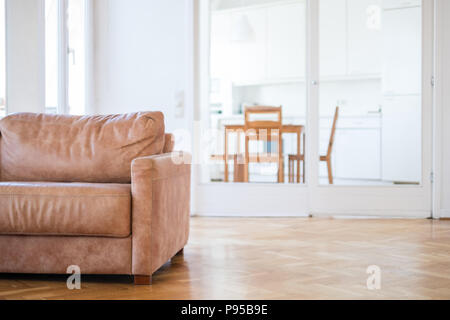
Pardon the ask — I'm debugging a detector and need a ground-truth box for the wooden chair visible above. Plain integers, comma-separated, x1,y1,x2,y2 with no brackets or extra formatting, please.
210,154,245,182
288,150,305,184
288,106,339,184
244,106,284,183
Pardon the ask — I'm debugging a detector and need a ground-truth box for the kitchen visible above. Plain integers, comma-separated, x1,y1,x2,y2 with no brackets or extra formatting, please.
207,0,422,185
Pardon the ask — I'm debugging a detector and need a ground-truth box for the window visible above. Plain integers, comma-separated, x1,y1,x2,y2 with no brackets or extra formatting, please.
45,0,58,114
67,0,86,116
45,0,88,115
0,0,6,117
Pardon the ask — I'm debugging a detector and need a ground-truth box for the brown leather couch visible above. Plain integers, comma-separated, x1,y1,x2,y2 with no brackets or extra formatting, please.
0,112,190,285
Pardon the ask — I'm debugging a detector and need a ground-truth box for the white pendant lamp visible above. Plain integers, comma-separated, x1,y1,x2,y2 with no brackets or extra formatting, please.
231,14,255,43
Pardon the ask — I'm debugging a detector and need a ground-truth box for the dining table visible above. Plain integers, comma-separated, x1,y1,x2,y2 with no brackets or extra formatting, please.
223,123,305,183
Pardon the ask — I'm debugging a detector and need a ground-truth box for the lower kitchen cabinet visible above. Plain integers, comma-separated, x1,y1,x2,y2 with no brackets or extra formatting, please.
320,116,382,181
334,128,381,180
381,95,421,183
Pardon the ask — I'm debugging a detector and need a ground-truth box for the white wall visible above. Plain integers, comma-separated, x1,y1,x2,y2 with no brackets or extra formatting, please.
93,0,193,134
6,0,45,114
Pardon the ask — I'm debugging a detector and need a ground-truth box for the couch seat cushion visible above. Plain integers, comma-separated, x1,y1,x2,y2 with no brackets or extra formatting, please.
0,182,131,238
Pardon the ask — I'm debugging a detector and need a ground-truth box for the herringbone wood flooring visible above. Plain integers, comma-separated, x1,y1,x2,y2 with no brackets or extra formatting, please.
1,217,450,300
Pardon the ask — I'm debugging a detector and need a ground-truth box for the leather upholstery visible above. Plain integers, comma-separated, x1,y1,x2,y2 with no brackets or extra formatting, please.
131,152,191,275
0,235,132,275
163,133,175,153
0,182,131,237
0,112,165,183
0,111,191,281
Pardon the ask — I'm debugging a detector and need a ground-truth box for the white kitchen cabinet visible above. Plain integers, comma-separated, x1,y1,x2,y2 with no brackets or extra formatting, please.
334,128,381,180
347,0,382,75
210,12,232,79
382,0,421,9
267,2,306,79
230,8,267,84
381,95,421,183
320,0,347,77
381,5,422,183
320,117,381,181
382,6,422,95
215,0,389,84
320,0,383,78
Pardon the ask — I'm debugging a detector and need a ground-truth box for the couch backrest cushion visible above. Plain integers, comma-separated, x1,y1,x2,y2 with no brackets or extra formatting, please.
0,112,165,183
163,133,175,153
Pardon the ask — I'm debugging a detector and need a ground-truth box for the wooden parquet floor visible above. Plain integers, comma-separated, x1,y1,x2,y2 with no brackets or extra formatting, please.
1,217,450,300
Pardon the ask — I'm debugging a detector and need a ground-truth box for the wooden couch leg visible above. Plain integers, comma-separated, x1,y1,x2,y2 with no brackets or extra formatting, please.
171,248,185,262
134,275,152,285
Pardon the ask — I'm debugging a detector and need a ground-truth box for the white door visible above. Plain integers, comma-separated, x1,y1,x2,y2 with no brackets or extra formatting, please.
313,0,432,217
195,0,310,217
194,0,433,218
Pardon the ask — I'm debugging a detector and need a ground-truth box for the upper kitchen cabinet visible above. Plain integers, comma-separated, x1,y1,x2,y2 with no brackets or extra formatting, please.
320,0,347,77
382,5,422,95
213,1,307,85
320,0,383,78
347,0,382,76
230,8,267,84
214,0,408,85
267,2,306,79
210,12,232,79
382,0,421,10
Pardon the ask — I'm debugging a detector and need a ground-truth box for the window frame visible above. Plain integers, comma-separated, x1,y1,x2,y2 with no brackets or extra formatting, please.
0,0,6,117
46,0,92,115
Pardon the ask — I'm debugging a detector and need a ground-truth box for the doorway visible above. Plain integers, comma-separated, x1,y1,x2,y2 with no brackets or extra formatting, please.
193,0,433,217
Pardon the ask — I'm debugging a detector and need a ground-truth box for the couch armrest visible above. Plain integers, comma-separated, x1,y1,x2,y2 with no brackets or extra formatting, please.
131,152,191,276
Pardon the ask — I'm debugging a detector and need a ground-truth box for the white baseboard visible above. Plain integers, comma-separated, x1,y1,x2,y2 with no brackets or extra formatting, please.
192,210,430,219
439,209,450,218
192,212,310,218
312,210,431,219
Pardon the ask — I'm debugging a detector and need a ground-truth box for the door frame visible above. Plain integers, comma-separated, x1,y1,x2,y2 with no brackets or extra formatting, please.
432,0,446,219
192,0,434,218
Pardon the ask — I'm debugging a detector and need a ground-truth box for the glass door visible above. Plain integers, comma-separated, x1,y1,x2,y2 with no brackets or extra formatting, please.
311,0,433,217
194,0,433,217
195,0,310,216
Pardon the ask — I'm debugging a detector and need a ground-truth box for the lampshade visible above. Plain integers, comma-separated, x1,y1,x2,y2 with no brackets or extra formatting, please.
231,14,255,43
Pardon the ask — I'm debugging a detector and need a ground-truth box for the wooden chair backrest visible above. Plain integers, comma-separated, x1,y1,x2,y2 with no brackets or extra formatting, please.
327,107,339,157
244,106,282,132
